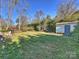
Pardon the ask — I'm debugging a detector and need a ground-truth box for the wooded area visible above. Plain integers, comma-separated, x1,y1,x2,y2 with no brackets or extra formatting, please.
0,0,79,33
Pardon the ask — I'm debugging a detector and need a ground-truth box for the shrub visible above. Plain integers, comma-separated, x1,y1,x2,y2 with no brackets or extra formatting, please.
0,30,9,32
71,23,79,36
71,23,79,42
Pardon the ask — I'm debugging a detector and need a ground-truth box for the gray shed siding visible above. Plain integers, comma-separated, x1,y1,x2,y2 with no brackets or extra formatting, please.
56,22,77,33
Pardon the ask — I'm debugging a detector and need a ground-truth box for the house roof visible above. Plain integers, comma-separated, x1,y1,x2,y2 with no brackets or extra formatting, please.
0,18,4,22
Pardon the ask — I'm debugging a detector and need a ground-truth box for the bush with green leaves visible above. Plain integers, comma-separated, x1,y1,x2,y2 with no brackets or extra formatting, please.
71,23,79,42
71,23,79,36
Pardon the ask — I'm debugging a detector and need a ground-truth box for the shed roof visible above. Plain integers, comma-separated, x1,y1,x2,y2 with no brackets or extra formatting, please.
56,21,79,25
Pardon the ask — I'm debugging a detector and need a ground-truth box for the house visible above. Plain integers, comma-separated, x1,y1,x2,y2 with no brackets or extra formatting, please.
56,21,79,35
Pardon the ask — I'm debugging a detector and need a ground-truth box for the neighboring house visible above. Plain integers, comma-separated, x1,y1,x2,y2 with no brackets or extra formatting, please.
56,21,79,35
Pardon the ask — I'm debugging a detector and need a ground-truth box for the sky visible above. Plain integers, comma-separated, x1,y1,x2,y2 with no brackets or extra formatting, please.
13,0,60,21
0,0,79,23
27,0,58,17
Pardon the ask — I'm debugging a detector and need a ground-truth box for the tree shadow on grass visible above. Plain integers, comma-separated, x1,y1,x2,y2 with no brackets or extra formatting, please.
18,35,79,59
0,34,79,59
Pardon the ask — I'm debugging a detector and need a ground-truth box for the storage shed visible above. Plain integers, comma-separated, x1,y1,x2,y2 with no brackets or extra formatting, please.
56,21,79,35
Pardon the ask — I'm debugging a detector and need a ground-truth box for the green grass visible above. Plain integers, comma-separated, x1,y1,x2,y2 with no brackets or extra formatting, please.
0,34,79,59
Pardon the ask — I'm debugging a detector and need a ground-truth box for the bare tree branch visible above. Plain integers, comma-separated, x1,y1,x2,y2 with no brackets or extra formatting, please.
56,0,77,22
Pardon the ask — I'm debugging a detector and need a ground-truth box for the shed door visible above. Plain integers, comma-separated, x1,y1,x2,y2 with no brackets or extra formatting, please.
64,25,70,36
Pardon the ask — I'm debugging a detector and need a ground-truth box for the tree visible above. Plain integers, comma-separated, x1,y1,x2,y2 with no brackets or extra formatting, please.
20,16,28,31
0,0,1,18
16,16,28,31
44,15,52,26
31,19,40,31
70,10,79,21
6,0,18,30
35,10,44,20
35,10,44,25
56,0,77,22
43,15,56,32
8,0,18,24
0,0,2,18
16,0,29,31
32,10,44,31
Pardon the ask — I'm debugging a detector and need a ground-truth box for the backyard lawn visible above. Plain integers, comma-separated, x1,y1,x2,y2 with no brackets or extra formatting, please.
0,32,79,59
